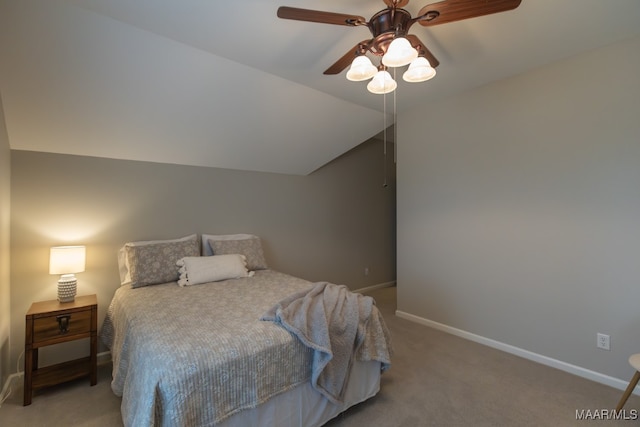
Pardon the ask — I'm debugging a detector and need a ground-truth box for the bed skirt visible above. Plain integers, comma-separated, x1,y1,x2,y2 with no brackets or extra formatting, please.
219,360,381,427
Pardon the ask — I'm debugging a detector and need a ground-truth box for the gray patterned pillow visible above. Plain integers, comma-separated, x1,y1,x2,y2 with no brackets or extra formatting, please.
126,238,200,288
207,236,267,271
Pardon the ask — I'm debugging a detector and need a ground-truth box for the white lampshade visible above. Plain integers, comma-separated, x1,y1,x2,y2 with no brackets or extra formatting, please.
49,246,86,274
403,57,436,83
382,37,418,68
346,56,377,81
367,70,397,94
50,246,86,303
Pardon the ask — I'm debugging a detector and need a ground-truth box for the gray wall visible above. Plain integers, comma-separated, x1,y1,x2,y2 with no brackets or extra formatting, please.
0,95,10,392
397,35,640,382
9,138,396,371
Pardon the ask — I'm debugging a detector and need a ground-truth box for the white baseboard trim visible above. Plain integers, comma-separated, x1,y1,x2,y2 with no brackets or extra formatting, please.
0,375,13,404
395,309,638,395
98,350,112,365
354,281,396,294
1,372,21,404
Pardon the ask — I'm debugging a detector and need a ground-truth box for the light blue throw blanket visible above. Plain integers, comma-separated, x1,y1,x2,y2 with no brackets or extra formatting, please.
261,282,392,404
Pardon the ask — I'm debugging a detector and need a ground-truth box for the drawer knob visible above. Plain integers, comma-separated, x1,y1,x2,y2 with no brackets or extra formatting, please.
56,315,71,334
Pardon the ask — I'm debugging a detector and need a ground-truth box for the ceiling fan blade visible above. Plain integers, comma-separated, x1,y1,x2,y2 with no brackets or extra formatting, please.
405,34,440,67
277,6,366,26
417,0,522,26
323,40,372,75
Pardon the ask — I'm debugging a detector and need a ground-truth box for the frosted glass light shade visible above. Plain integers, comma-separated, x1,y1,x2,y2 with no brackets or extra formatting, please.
346,56,377,81
382,37,418,67
367,70,397,94
403,57,436,82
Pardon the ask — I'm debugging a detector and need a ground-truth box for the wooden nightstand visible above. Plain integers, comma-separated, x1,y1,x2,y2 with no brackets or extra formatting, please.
23,294,98,406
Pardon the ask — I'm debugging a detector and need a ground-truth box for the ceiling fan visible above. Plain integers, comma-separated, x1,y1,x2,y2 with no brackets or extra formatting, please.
277,0,522,80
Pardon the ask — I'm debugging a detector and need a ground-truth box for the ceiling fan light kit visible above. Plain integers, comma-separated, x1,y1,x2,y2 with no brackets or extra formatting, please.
277,0,522,93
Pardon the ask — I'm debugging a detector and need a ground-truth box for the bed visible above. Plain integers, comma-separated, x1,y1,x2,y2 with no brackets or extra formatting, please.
101,234,392,427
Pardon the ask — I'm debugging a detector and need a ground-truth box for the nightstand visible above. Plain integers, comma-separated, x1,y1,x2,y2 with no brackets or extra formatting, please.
23,294,98,406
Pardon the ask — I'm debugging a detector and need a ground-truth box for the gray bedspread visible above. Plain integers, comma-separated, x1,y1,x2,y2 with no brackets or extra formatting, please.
261,282,392,404
101,270,316,426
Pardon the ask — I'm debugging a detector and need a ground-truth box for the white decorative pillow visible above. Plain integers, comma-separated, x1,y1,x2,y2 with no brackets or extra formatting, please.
117,234,199,288
202,234,268,271
177,254,254,287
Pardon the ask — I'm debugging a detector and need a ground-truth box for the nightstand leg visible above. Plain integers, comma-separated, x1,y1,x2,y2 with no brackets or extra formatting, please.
23,348,34,406
90,334,97,386
89,304,97,386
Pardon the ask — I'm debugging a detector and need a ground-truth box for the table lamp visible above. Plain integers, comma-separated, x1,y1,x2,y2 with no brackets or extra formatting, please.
49,246,86,302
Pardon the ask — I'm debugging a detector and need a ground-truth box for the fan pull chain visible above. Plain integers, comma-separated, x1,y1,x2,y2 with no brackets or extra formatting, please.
393,67,397,165
383,87,388,188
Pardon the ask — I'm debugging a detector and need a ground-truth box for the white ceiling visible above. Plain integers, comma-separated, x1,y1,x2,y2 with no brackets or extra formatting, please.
2,0,640,174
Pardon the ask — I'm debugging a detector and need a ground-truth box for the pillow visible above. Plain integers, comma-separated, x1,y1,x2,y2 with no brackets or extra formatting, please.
177,254,254,287
117,234,199,288
202,234,268,271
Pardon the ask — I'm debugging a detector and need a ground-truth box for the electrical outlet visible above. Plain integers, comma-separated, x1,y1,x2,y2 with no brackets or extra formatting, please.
597,333,610,351
364,267,369,276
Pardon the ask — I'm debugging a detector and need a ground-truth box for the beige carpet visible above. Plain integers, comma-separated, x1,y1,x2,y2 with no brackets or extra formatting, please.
1,286,637,426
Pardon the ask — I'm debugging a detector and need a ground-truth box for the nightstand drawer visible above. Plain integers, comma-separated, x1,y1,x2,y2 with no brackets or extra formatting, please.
32,309,92,342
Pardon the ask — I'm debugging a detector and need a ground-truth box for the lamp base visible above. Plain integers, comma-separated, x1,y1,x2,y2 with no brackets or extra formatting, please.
57,274,77,303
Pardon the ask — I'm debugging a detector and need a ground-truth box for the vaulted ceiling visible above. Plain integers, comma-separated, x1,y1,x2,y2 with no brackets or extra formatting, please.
1,0,640,174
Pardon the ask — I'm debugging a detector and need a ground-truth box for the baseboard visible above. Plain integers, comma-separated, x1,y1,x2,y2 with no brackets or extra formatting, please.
97,350,112,365
0,372,21,404
395,309,639,396
354,281,396,294
0,375,12,405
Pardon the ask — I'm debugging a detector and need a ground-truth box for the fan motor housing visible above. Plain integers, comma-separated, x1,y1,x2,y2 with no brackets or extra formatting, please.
369,8,411,36
368,8,412,54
